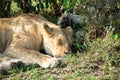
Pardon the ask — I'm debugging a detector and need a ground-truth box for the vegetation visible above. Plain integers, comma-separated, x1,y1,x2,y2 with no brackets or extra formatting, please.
0,0,120,80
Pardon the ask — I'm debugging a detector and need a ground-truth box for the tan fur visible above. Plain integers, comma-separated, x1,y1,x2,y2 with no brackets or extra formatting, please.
0,13,73,71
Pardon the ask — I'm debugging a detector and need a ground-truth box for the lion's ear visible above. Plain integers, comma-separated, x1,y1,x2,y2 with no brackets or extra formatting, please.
41,23,53,36
65,26,73,36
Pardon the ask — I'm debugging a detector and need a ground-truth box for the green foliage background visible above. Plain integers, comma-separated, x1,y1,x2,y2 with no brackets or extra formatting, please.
0,0,119,34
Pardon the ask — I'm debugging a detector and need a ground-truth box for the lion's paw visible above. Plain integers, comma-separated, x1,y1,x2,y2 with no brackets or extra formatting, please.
0,64,7,74
40,57,58,68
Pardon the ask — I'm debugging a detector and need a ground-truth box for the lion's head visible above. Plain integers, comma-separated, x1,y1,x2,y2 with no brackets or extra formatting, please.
41,23,73,60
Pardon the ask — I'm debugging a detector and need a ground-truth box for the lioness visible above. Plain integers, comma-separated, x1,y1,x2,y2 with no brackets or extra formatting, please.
0,13,73,71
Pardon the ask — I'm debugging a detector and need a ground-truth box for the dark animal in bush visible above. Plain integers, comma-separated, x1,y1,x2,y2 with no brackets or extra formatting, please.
57,13,83,28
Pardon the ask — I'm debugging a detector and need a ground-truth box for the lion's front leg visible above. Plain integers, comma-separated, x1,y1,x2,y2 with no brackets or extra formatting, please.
0,54,22,74
3,46,59,68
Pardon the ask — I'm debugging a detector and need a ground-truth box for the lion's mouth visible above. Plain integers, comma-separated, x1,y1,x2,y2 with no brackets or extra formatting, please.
54,54,67,60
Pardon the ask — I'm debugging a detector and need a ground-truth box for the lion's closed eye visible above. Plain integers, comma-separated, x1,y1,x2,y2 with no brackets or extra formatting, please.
57,38,64,46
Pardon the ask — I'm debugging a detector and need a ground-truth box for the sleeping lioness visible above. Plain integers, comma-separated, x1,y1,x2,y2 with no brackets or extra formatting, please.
0,13,73,72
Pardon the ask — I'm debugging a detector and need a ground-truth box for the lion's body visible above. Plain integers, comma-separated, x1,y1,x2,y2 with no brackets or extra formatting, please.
0,13,72,72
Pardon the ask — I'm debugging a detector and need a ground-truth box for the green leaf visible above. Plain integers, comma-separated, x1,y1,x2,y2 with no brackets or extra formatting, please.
63,0,70,8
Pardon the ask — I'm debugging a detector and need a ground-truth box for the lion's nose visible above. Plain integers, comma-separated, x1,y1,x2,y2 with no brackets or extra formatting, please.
64,48,71,54
64,50,69,54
